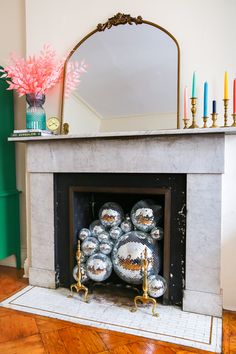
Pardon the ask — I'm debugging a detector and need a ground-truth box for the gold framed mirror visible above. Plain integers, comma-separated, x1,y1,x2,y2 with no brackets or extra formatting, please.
61,13,180,134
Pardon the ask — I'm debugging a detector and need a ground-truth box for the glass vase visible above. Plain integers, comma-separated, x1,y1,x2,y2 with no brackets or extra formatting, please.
26,93,46,130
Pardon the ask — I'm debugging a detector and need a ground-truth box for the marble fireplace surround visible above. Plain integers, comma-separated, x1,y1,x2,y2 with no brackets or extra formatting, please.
12,128,235,318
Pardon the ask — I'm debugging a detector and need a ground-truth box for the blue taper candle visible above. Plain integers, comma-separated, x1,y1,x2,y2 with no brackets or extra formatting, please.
192,71,197,97
212,100,216,114
203,82,208,117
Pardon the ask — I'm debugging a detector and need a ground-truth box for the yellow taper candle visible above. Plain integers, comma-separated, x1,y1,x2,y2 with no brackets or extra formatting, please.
224,71,229,99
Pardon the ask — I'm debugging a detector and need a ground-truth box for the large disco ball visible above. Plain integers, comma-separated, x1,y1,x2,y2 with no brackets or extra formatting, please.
72,264,89,283
86,253,112,282
78,228,91,241
148,274,167,298
89,220,105,237
111,231,161,284
81,237,99,256
99,202,124,228
131,200,162,232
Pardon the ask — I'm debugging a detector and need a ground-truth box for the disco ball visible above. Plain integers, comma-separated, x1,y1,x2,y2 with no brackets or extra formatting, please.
99,240,114,255
109,226,123,241
81,237,99,256
72,264,89,283
131,200,162,232
78,228,91,241
120,218,133,233
80,252,88,263
86,253,112,282
97,231,110,243
148,274,167,298
89,220,105,237
111,231,161,284
99,202,124,228
150,227,164,241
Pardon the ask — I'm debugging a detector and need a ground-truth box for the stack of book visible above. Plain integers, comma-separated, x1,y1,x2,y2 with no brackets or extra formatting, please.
11,129,53,137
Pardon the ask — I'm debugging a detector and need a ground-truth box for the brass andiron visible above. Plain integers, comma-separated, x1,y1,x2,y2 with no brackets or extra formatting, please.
232,113,236,127
130,248,158,317
183,117,189,129
189,97,199,128
69,240,88,302
202,116,209,128
223,99,229,127
210,112,218,128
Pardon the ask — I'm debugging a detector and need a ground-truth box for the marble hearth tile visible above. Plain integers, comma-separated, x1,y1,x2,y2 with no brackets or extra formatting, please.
30,173,54,271
27,134,225,174
186,174,221,295
183,289,222,317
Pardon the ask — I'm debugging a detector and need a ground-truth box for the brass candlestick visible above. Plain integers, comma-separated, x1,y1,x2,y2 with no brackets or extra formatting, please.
232,113,236,127
69,240,88,302
202,117,209,128
210,112,218,128
130,248,158,317
183,118,189,129
223,99,229,127
189,97,199,128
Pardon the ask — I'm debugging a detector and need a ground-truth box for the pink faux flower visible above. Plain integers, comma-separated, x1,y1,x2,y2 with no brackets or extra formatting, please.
0,44,86,97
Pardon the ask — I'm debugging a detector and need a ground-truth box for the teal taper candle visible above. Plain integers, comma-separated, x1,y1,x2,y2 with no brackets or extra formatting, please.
192,72,196,97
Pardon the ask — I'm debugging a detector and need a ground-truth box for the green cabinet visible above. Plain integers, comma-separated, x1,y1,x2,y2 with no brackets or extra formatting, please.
0,72,21,268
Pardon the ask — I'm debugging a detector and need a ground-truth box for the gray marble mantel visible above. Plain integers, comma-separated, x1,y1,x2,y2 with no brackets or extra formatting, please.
12,129,236,318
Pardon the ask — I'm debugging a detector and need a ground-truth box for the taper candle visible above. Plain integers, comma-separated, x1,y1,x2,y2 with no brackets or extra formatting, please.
203,81,208,117
184,86,188,118
233,79,236,114
212,100,216,114
224,71,229,99
192,71,196,97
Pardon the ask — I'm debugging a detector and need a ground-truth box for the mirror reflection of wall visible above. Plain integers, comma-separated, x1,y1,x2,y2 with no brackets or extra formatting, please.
63,19,179,134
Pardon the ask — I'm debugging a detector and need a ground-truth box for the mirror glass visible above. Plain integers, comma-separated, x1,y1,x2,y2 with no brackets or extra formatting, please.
62,21,179,134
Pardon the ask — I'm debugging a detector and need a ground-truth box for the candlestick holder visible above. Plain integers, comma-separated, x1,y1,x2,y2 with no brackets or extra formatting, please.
183,117,189,129
130,248,158,317
210,112,218,128
222,99,230,127
69,240,89,302
189,97,199,128
232,113,236,127
202,116,209,128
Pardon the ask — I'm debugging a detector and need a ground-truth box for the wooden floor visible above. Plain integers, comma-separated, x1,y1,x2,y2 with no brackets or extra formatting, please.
0,266,235,353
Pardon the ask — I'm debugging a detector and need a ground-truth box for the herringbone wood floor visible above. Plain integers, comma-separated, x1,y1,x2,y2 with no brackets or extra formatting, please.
0,266,235,353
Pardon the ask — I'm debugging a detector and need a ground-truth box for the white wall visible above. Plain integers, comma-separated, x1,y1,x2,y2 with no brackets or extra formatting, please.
24,0,236,309
0,0,26,268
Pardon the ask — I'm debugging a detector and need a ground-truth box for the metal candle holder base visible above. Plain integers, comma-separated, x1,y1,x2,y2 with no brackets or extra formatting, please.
210,113,218,128
189,97,199,128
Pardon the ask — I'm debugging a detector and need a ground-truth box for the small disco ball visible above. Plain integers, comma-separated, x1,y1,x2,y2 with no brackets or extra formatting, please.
81,237,99,256
97,231,110,243
150,227,164,241
86,253,112,282
131,200,162,232
99,202,124,228
80,252,88,263
78,228,91,241
99,240,114,255
109,226,123,241
148,274,167,298
120,218,133,233
72,264,89,283
112,230,160,284
89,220,105,237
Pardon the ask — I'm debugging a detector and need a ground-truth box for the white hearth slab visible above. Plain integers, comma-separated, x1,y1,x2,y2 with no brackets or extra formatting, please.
1,286,222,353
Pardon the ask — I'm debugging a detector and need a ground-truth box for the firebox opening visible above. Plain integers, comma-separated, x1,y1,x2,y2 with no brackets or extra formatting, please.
54,173,186,307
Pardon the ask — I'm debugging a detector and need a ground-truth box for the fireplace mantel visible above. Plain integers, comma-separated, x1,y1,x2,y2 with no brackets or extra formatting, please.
11,129,236,317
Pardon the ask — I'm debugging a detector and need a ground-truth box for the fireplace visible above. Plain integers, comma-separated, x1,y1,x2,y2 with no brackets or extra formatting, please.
15,131,225,317
54,173,186,305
